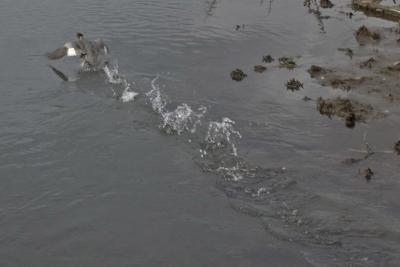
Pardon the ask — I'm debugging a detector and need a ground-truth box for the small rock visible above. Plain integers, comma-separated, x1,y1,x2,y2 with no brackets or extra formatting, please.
394,140,400,155
262,55,274,63
359,167,374,181
286,79,303,91
303,96,313,102
345,112,356,128
307,65,328,78
320,0,334,8
230,69,247,81
346,12,354,19
254,65,267,73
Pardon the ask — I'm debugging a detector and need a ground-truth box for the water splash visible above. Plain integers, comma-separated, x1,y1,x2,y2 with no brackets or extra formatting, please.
104,63,124,84
104,62,138,102
161,104,207,135
204,117,242,156
146,76,167,114
146,77,207,135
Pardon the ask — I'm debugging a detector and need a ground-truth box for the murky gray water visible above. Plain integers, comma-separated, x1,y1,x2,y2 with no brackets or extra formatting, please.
1,0,400,266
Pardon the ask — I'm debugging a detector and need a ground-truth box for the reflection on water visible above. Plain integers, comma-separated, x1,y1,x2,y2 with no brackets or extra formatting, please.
205,0,218,16
304,0,327,33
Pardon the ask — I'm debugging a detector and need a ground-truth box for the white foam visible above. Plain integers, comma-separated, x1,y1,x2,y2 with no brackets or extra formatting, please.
121,90,138,102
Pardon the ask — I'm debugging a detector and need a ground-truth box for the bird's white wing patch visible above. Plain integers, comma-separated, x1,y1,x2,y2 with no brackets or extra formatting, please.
67,48,77,56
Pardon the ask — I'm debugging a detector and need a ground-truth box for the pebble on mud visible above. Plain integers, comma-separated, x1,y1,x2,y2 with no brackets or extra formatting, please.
345,112,356,128
286,79,303,91
230,69,247,81
262,55,274,63
359,167,374,181
320,0,334,8
254,65,267,73
394,140,400,155
279,57,297,69
355,26,381,45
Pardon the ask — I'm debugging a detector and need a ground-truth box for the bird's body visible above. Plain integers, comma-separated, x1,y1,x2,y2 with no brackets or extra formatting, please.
46,32,109,71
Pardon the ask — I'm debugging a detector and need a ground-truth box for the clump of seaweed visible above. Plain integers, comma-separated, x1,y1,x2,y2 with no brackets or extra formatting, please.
262,55,274,63
307,65,328,78
254,65,267,73
285,78,303,91
279,57,297,69
230,69,247,81
355,25,381,45
316,97,373,127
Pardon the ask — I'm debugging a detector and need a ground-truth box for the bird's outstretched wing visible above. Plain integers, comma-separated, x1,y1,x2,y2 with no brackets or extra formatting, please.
46,47,68,60
46,41,83,60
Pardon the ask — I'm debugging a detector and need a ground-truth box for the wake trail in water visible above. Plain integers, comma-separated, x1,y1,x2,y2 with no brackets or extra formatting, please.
143,76,399,267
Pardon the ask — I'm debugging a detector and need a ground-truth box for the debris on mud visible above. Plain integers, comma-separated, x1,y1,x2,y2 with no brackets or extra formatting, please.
355,25,381,45
320,0,334,8
342,158,364,165
286,79,303,91
235,24,245,31
254,65,267,73
338,48,353,59
262,55,274,63
327,77,368,91
316,97,373,126
360,57,377,69
230,69,247,81
279,57,297,69
303,96,313,102
385,61,400,72
307,65,329,78
353,0,400,22
394,141,400,155
359,167,374,181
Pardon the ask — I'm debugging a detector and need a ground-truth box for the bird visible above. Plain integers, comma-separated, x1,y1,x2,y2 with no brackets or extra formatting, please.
46,32,109,70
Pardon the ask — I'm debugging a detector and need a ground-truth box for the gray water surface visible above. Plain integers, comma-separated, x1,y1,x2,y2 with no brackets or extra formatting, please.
1,0,400,266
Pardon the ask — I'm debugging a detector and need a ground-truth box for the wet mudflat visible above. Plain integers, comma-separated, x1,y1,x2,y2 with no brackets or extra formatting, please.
0,0,400,266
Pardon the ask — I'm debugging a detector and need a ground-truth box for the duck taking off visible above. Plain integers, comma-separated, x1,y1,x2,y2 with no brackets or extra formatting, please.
46,32,109,71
